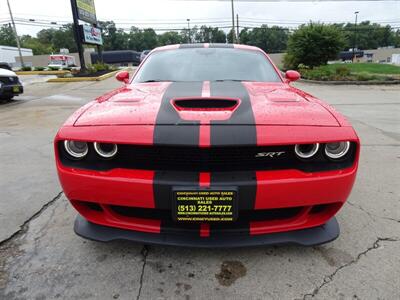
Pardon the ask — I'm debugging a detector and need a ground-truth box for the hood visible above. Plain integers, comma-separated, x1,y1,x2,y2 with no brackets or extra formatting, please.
74,81,339,127
0,68,17,77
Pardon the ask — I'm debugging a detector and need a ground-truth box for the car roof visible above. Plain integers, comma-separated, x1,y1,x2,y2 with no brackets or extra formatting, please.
153,43,262,53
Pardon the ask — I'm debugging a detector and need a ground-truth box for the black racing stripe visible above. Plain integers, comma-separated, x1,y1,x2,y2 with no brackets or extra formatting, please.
209,43,234,48
179,44,204,48
153,82,202,234
210,81,257,146
153,81,202,146
209,81,257,235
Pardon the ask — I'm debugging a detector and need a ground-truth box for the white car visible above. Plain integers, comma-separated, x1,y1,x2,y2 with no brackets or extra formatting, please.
0,68,23,100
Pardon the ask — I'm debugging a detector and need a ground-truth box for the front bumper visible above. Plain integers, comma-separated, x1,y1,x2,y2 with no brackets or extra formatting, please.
0,84,23,98
74,215,340,247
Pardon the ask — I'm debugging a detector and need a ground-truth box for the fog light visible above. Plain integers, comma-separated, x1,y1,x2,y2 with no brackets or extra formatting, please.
325,141,350,159
294,143,319,159
94,142,118,158
64,140,88,159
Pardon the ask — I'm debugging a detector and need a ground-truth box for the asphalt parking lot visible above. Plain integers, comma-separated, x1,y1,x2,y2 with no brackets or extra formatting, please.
0,77,399,299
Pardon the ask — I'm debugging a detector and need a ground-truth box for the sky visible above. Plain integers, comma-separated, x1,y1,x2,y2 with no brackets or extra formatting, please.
0,0,399,36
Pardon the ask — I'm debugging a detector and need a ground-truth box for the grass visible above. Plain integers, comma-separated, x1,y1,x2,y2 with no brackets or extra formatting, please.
321,63,400,75
299,63,400,81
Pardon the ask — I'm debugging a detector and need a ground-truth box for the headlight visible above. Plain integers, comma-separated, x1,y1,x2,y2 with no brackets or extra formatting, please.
94,142,118,158
64,140,88,159
325,141,350,159
294,143,319,159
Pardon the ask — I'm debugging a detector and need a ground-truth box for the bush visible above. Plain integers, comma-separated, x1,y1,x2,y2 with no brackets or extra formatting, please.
21,66,32,71
34,66,45,71
284,23,346,69
300,67,334,81
335,65,351,77
355,72,377,81
48,66,60,71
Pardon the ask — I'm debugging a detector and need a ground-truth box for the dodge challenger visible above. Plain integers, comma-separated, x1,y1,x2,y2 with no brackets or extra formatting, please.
54,44,359,247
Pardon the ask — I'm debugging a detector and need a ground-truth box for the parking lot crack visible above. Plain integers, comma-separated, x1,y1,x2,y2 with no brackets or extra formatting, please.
296,237,400,300
136,245,149,300
0,192,63,246
347,201,400,224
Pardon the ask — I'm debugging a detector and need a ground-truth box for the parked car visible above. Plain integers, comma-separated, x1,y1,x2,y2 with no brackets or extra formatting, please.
55,44,359,247
0,62,12,71
0,67,23,100
140,50,150,62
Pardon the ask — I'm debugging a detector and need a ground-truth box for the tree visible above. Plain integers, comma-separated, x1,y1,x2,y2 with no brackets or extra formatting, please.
195,26,226,43
284,23,346,69
0,24,17,47
240,25,288,53
99,21,128,51
21,35,53,55
158,31,183,46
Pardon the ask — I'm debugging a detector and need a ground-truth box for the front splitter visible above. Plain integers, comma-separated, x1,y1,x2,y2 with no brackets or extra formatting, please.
74,215,340,248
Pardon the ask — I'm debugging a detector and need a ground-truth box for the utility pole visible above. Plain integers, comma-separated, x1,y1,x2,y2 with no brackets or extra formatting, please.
187,18,191,43
6,0,24,67
236,14,240,43
353,11,359,62
70,0,86,71
231,0,236,43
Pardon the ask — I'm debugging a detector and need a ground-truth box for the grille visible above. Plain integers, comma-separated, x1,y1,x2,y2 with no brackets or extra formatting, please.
0,76,18,85
58,143,357,172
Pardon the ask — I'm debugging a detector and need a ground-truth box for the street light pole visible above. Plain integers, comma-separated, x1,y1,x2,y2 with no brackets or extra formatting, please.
187,19,191,43
353,11,359,62
231,0,236,43
6,0,24,68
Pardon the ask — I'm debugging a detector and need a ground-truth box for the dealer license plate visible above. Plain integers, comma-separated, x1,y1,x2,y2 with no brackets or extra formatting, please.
173,188,238,222
12,86,20,93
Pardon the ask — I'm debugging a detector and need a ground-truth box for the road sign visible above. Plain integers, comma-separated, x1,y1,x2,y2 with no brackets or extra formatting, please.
76,0,97,24
81,24,103,45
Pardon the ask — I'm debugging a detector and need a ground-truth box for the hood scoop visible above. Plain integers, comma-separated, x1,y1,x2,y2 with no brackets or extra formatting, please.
173,98,239,111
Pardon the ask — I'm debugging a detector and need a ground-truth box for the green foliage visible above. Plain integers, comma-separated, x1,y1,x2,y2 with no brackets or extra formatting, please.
195,26,226,43
158,31,183,46
335,65,351,77
336,21,397,50
48,66,60,71
0,25,17,47
86,62,114,74
21,66,32,71
300,63,398,81
21,35,53,55
284,23,346,69
34,66,45,71
355,72,377,81
239,26,289,53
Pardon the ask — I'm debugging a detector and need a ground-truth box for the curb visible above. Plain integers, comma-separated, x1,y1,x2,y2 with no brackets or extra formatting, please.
47,70,119,83
299,79,400,85
16,70,71,75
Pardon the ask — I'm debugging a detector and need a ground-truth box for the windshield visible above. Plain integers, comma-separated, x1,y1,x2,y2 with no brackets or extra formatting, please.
133,48,281,83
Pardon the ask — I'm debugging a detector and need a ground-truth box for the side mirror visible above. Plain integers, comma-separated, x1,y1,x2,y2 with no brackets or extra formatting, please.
285,70,300,82
116,71,130,84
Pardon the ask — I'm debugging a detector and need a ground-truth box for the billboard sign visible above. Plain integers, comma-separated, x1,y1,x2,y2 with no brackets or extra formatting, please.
81,24,103,45
76,0,97,24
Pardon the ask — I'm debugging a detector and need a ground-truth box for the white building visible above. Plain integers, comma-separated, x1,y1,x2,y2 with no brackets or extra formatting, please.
0,45,33,67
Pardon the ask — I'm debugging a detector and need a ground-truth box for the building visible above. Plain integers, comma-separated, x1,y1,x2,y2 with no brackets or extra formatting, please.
0,45,33,67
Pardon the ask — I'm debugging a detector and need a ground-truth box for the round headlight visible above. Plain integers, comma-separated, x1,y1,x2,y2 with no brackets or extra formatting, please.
94,142,118,158
325,141,350,159
294,143,320,159
64,140,88,159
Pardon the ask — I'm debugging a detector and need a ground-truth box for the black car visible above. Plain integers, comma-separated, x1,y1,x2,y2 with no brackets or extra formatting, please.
0,68,23,100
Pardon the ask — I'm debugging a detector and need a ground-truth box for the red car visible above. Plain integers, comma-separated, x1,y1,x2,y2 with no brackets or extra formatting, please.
55,44,359,247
